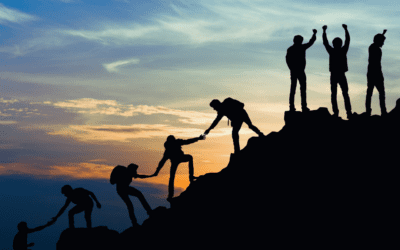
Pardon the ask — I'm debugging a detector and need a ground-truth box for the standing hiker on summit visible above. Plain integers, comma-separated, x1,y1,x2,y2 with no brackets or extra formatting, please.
204,98,264,154
152,135,204,202
322,24,353,120
366,30,387,116
286,29,317,112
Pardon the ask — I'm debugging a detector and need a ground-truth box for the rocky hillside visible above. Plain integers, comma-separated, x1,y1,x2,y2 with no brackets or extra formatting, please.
58,106,400,249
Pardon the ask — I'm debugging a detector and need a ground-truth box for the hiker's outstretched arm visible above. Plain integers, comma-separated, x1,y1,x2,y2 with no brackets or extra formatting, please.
180,137,202,146
153,155,168,176
53,199,71,220
205,114,223,134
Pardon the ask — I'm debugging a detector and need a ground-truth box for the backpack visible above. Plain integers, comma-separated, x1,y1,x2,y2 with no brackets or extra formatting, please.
223,97,244,110
110,165,127,185
222,98,245,126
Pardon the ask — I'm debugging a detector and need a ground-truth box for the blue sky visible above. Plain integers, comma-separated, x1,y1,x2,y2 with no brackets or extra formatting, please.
1,0,400,248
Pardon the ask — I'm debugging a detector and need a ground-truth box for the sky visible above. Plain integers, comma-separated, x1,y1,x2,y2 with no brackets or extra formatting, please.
1,0,400,249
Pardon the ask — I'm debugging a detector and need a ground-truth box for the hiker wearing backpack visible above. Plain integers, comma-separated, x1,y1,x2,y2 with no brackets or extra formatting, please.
110,164,153,226
204,98,264,154
152,134,204,202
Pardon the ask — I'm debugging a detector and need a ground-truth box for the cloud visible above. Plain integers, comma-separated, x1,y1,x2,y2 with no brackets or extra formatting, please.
0,121,17,125
103,58,140,73
0,4,37,24
57,0,392,48
47,123,248,142
48,98,216,125
0,98,19,104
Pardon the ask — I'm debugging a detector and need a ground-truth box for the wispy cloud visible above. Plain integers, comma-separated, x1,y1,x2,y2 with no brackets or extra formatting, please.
47,123,247,142
0,121,17,125
103,58,140,73
0,98,19,104
0,4,37,24
48,98,215,124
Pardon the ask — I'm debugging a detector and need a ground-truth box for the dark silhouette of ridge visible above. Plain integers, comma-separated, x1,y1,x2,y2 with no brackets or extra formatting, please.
56,226,119,250
57,103,400,249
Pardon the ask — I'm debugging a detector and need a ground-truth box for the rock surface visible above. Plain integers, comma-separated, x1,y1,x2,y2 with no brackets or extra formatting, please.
58,106,400,249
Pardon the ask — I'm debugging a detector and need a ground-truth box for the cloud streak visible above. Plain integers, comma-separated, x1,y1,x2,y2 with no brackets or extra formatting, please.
0,4,37,24
103,58,140,73
49,98,216,124
47,123,247,142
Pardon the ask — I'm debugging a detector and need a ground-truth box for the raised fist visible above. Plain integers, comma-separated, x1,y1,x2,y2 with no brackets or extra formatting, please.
313,29,317,34
322,25,327,31
342,24,347,29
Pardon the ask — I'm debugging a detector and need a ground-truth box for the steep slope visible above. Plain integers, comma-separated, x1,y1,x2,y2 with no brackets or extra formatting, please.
57,106,400,249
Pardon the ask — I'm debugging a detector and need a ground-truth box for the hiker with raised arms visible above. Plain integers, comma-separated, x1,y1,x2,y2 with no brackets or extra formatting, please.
151,134,204,202
322,24,353,120
286,29,317,112
110,163,153,226
52,185,101,229
204,98,264,154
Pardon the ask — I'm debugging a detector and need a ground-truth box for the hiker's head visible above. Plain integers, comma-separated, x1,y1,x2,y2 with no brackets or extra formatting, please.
332,37,342,48
210,99,221,111
374,33,385,47
293,35,303,45
166,135,176,142
61,185,73,197
17,221,28,232
127,163,138,174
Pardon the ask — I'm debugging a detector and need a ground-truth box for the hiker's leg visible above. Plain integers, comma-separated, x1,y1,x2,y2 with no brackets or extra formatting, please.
289,71,298,110
339,73,352,116
117,185,137,226
129,186,152,215
330,74,339,116
231,122,242,154
68,205,85,229
366,75,374,115
376,80,387,115
84,200,94,228
181,154,195,182
242,111,263,136
298,71,308,110
168,162,179,200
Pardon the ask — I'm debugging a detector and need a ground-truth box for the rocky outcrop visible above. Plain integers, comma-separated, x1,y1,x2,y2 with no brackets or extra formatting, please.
57,105,400,249
56,226,119,250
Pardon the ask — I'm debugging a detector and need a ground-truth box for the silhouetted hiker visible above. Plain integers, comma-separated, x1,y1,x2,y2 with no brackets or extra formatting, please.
204,98,264,154
322,24,353,119
52,185,101,229
366,30,387,116
13,220,54,250
152,134,204,202
110,163,153,226
286,29,317,112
